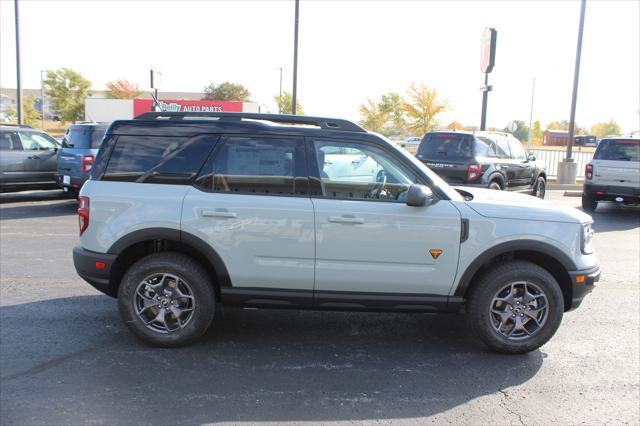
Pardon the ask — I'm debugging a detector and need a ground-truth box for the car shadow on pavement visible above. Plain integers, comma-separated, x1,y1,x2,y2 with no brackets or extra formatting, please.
0,190,71,204
0,295,543,425
0,199,77,220
585,204,640,233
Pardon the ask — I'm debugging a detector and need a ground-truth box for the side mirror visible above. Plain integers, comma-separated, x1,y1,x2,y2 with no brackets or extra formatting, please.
528,154,536,161
406,184,434,207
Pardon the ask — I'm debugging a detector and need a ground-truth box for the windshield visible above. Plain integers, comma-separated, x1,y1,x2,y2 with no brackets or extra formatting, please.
594,139,640,162
66,126,107,149
375,133,463,201
418,133,474,160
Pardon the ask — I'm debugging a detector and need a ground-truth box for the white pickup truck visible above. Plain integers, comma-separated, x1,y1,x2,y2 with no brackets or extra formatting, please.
582,137,640,211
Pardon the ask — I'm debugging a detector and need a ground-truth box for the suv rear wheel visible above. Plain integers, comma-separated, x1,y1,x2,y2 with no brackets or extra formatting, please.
467,260,564,354
581,193,597,212
118,252,216,347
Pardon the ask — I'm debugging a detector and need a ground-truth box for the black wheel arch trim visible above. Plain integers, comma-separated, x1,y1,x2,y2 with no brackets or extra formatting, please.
453,240,577,297
107,227,232,288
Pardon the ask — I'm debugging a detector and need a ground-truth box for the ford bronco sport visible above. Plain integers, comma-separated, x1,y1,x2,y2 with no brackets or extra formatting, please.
582,137,640,211
416,131,547,198
73,112,600,354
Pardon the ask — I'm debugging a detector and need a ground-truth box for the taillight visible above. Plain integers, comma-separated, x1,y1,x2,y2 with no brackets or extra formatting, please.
82,155,95,173
585,164,593,180
467,164,481,181
78,196,90,236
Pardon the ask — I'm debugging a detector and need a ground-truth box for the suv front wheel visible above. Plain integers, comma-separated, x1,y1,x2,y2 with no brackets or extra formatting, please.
118,252,216,347
467,260,564,354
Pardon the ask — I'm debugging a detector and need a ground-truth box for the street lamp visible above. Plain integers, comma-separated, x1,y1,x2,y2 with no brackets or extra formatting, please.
291,0,299,115
14,0,23,124
277,67,283,113
527,78,536,151
40,70,46,129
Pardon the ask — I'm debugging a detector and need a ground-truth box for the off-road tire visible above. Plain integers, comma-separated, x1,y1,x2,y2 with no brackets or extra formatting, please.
582,194,597,212
467,260,564,354
118,252,216,347
532,176,546,199
489,181,502,190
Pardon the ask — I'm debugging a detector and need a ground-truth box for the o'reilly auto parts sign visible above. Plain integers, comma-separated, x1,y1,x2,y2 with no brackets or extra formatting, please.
133,99,243,116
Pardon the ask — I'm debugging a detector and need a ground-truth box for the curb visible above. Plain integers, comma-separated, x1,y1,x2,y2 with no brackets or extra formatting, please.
563,191,582,197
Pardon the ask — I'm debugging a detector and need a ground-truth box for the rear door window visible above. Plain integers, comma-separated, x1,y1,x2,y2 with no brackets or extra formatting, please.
594,139,640,162
418,133,474,160
0,131,20,150
209,136,306,196
474,137,497,158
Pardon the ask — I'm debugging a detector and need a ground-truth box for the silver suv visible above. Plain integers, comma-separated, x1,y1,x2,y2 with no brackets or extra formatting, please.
73,112,600,354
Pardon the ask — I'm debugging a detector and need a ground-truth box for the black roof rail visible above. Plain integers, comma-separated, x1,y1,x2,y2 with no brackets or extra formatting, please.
133,111,366,133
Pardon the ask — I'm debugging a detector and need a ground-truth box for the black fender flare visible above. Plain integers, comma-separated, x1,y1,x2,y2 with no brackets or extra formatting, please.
453,240,576,297
486,171,506,188
107,227,232,288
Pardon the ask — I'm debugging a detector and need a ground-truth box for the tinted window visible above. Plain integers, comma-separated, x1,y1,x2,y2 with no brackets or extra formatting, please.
594,139,640,162
18,131,57,150
418,133,474,160
212,137,305,195
493,136,511,158
0,131,19,150
66,126,106,149
508,138,527,160
474,138,497,157
103,135,214,182
314,140,417,202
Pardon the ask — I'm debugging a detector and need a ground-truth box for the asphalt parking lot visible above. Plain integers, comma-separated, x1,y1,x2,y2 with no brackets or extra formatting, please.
1,190,638,425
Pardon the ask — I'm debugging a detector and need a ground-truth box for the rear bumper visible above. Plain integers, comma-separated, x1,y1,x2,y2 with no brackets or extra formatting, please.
55,174,89,192
583,183,640,204
73,245,117,297
568,265,601,310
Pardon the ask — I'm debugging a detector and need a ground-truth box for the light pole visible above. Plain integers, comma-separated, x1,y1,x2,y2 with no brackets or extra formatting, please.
14,0,23,124
527,78,536,151
40,70,46,129
278,67,283,113
557,0,587,184
291,0,299,115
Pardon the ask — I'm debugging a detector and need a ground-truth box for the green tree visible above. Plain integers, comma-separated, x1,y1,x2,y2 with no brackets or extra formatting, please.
403,83,448,136
504,120,529,142
358,98,389,133
105,79,143,99
591,119,621,139
202,81,251,101
23,96,42,127
546,120,568,131
531,120,543,146
43,68,92,123
380,92,406,134
274,91,304,115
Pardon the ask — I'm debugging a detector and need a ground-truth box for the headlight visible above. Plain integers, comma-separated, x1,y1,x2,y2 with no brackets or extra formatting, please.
581,223,594,254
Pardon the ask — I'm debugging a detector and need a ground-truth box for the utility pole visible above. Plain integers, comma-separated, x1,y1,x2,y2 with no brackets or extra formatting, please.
14,0,23,124
40,70,46,129
291,0,299,115
565,0,587,162
527,78,536,151
278,67,283,113
557,0,587,184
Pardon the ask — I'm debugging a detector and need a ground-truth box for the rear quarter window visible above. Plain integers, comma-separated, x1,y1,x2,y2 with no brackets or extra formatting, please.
100,135,216,183
594,139,640,162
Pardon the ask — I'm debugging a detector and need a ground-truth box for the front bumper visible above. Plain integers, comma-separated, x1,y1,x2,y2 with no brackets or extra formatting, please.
583,183,640,205
568,265,601,310
73,245,118,297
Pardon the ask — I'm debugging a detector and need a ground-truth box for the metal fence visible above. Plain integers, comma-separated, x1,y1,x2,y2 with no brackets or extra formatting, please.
530,148,593,178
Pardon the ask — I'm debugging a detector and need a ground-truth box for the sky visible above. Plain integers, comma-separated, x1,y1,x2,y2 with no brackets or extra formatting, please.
1,0,639,133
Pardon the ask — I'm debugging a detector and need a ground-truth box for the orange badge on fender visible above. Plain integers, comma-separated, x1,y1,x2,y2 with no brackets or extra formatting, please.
429,249,443,259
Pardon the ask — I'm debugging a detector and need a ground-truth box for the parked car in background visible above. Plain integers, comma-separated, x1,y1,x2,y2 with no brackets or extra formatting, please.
415,131,547,198
56,123,108,196
399,136,421,149
73,112,599,354
0,124,61,192
575,135,597,147
582,137,640,211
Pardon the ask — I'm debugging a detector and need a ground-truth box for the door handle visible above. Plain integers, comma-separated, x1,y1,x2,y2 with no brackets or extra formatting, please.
201,209,238,218
27,155,40,160
328,215,365,224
